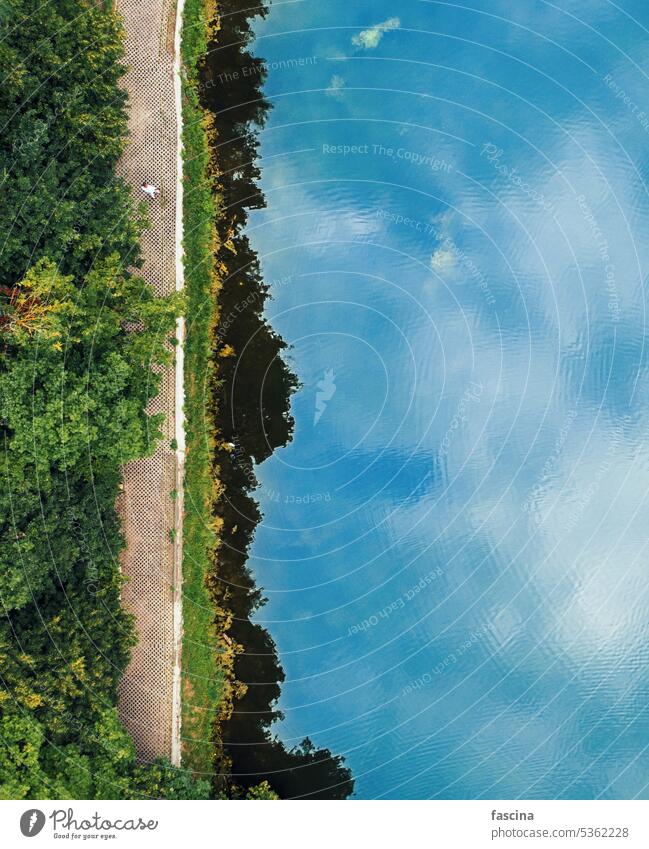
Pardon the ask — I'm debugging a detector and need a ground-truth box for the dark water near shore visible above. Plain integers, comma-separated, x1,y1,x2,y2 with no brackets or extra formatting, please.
201,1,353,798
234,0,649,799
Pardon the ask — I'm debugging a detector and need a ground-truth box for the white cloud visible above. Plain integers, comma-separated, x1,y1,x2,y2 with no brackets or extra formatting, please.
430,248,455,271
326,74,346,98
352,17,400,50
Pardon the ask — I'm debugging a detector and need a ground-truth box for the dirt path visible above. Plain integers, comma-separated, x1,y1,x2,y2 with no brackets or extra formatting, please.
115,0,184,766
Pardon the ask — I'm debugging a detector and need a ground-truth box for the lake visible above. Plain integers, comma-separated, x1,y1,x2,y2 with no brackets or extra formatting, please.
244,0,649,799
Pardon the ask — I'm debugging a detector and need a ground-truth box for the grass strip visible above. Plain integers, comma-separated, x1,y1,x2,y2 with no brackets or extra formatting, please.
179,0,224,775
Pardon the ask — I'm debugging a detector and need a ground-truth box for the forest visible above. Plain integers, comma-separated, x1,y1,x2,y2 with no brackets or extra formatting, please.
0,0,205,799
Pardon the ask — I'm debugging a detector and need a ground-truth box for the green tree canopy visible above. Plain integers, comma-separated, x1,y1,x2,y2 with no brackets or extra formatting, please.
0,257,177,611
0,0,139,285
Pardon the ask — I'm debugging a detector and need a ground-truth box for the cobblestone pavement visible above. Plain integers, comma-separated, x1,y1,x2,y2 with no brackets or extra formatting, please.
115,0,183,765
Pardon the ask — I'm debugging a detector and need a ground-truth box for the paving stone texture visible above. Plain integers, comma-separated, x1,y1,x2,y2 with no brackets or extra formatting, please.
115,0,181,764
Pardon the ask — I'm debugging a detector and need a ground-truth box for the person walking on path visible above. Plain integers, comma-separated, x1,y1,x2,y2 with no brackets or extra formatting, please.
140,181,160,199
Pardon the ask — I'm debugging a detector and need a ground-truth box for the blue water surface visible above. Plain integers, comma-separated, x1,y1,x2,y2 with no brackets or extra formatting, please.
243,0,649,798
